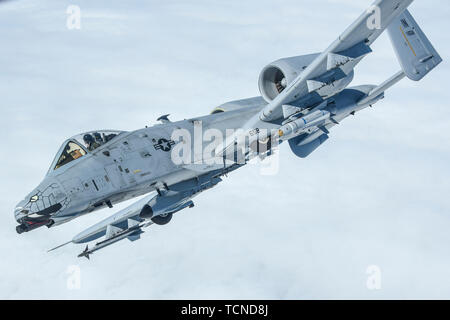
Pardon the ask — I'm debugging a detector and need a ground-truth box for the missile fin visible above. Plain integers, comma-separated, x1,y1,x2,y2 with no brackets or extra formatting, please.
127,230,144,242
78,245,90,260
319,126,330,135
127,234,141,242
127,217,141,228
282,104,303,119
105,225,123,240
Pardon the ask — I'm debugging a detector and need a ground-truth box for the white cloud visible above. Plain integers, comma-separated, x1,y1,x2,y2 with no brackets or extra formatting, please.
0,0,449,299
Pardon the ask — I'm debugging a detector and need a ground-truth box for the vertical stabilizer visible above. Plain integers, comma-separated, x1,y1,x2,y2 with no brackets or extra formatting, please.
388,9,442,81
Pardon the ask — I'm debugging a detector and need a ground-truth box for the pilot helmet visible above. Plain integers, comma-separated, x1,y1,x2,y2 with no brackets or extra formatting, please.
83,134,94,145
93,132,103,143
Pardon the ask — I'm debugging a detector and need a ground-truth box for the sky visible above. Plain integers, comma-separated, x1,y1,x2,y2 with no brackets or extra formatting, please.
0,0,449,299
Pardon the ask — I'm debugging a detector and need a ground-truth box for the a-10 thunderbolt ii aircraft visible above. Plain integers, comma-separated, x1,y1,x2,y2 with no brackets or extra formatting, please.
14,0,442,258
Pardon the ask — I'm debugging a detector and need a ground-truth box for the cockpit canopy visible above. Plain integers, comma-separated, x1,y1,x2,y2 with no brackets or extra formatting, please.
71,130,123,152
49,130,124,173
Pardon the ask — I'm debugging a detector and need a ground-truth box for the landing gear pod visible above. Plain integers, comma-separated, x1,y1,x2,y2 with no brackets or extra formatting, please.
139,204,153,219
289,133,329,158
151,213,173,225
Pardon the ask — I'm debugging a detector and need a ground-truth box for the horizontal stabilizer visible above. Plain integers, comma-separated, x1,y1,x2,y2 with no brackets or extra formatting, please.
357,71,406,106
388,9,442,81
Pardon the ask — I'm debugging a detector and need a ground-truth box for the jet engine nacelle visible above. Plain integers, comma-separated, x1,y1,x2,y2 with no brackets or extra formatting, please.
258,53,320,102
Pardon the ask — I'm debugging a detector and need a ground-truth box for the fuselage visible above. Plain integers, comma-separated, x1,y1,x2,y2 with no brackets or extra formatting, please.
14,100,266,233
14,84,378,234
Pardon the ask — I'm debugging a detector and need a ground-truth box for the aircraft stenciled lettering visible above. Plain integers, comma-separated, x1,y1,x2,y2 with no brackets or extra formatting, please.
13,0,442,259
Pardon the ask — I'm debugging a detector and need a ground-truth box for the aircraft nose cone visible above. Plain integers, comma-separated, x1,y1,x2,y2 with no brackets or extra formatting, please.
14,201,28,222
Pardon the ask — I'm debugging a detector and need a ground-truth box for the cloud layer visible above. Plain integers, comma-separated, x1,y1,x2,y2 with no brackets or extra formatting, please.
0,0,449,299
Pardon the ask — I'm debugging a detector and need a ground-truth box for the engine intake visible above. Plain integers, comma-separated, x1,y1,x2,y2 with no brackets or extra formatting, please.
258,53,320,102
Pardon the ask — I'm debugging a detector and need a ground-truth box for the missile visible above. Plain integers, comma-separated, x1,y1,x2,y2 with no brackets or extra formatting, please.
78,226,144,259
74,197,196,258
49,174,222,258
72,195,153,245
278,110,331,141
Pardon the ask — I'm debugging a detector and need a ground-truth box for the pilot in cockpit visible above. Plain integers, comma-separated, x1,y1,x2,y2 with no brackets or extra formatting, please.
83,134,101,151
93,132,104,145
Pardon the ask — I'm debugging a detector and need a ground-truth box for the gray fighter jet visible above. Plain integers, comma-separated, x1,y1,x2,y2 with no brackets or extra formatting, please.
14,0,442,258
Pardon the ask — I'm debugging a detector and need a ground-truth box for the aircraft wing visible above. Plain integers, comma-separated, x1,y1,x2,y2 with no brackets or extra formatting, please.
260,0,414,121
49,173,226,258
